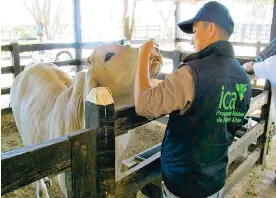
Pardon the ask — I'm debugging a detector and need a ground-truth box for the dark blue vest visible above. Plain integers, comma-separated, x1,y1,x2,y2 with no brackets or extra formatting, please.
161,41,251,198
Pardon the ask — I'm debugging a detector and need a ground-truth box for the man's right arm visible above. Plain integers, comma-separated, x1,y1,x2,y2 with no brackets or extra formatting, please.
135,66,195,119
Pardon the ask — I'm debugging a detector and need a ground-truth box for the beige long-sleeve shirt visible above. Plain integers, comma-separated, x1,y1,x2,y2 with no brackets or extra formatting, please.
135,65,195,119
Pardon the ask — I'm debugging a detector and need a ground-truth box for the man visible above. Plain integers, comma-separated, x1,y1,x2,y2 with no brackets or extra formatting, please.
134,1,252,198
243,39,276,130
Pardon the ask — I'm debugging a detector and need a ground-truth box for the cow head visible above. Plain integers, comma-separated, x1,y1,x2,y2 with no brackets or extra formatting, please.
85,42,163,105
87,42,163,78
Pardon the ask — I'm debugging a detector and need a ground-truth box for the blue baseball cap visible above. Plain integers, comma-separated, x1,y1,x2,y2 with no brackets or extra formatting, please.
178,1,234,36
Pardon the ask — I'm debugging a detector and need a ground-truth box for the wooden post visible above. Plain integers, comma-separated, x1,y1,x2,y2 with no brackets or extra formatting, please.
81,87,116,197
270,0,276,41
70,127,97,197
73,0,82,72
174,1,180,48
256,41,261,56
258,83,272,165
261,99,275,169
11,43,21,77
173,50,180,71
65,171,73,198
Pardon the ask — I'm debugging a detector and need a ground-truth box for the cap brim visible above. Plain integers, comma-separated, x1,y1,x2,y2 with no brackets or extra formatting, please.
178,18,196,34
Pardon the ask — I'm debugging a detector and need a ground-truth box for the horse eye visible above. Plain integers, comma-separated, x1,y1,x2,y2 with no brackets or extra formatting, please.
104,52,115,62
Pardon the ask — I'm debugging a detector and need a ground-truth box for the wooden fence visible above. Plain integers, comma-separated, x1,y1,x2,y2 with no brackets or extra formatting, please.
1,84,273,197
1,39,274,197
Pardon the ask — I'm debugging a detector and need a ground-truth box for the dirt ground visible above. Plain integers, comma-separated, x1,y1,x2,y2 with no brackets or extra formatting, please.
1,114,165,198
1,114,275,198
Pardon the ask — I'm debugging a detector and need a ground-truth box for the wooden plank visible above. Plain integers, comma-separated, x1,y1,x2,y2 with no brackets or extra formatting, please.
80,58,90,66
137,144,162,160
1,87,10,95
252,88,264,97
116,152,161,198
179,51,190,63
131,39,175,45
2,55,32,61
172,38,190,43
19,43,77,52
11,43,21,77
121,156,140,171
80,39,173,49
1,134,72,195
228,122,265,165
160,50,174,59
235,57,255,65
82,87,116,197
157,73,167,80
114,105,163,137
79,42,106,49
80,40,130,49
22,59,79,71
1,45,12,52
1,66,14,74
245,91,269,118
70,128,97,198
156,116,169,125
1,107,12,115
1,60,79,75
222,149,261,197
53,59,80,67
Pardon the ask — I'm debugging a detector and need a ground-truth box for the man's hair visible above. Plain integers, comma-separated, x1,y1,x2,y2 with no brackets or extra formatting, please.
203,21,230,40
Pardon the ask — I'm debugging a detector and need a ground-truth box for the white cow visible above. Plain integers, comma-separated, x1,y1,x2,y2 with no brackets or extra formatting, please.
10,42,163,198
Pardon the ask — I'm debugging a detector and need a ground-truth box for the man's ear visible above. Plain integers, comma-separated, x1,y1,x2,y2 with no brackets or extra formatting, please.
208,22,216,37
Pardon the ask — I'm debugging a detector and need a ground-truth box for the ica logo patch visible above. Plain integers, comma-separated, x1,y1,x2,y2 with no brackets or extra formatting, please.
216,84,247,123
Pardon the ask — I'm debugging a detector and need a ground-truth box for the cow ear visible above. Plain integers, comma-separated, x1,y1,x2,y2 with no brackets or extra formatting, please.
83,68,98,103
87,56,91,64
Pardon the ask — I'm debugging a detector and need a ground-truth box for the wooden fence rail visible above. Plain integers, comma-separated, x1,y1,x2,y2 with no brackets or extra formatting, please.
1,39,258,99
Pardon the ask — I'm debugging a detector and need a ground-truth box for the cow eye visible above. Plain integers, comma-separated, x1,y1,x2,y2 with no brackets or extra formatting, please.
104,52,115,62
